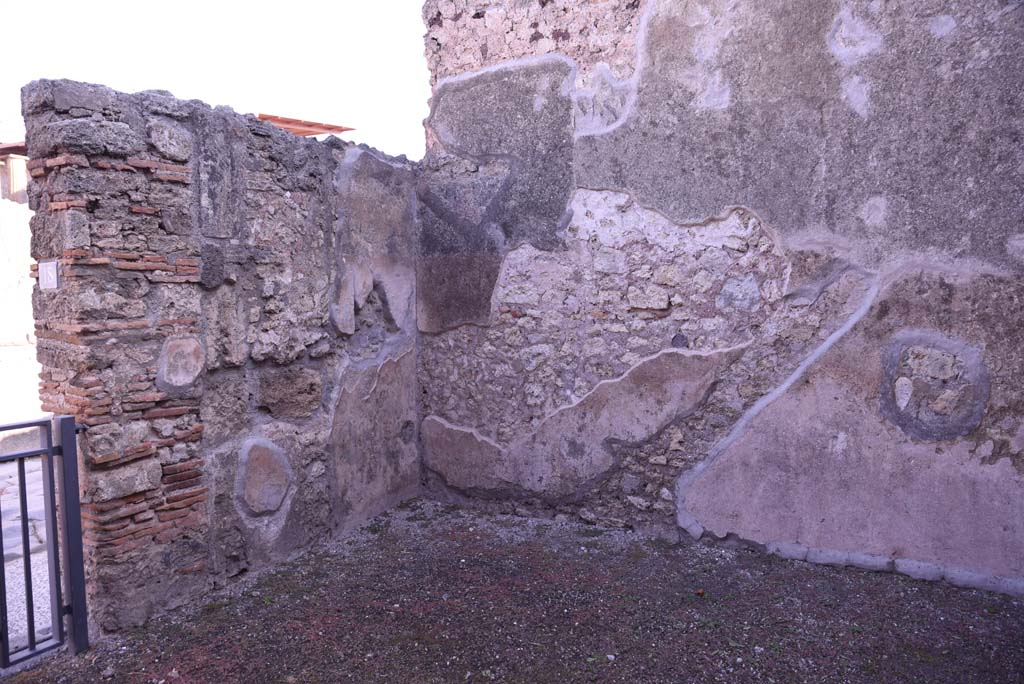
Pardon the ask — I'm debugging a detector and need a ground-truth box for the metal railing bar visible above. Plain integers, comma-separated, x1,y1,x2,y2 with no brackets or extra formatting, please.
17,459,36,651
0,489,9,668
56,415,89,654
6,635,62,665
0,420,48,433
0,448,52,463
41,421,64,644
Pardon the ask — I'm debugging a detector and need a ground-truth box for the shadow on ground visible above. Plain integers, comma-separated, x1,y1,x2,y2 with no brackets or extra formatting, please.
10,500,1024,684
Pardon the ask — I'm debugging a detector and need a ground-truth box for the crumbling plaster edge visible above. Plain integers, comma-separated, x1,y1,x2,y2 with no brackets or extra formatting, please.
426,342,753,450
762,541,1024,597
571,0,657,139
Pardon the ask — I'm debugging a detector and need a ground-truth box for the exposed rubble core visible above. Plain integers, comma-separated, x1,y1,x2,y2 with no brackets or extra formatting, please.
20,0,1024,635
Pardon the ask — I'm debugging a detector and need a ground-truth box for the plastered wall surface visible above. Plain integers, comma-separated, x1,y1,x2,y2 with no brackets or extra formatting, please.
417,0,1024,595
21,0,1024,631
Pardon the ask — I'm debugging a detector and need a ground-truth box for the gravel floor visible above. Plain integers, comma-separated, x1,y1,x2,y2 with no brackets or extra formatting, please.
9,500,1024,684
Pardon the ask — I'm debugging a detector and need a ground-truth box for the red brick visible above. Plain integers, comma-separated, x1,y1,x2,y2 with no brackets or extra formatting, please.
156,493,208,512
163,469,203,486
152,171,190,184
44,154,89,169
142,406,195,420
156,508,191,522
156,317,198,327
113,261,172,271
163,458,202,476
126,391,166,403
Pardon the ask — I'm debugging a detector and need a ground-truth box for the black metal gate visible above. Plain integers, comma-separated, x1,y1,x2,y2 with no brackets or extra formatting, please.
0,415,88,668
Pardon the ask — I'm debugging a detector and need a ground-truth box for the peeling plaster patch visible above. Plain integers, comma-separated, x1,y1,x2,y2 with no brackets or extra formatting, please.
841,75,871,118
1006,234,1024,265
858,195,887,228
423,345,746,502
929,15,958,38
894,376,914,410
574,64,636,136
695,69,732,110
675,2,739,111
827,8,883,66
572,0,661,138
330,349,420,525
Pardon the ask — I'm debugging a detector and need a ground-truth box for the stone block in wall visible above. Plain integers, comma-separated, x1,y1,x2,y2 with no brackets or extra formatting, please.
156,337,205,392
256,367,323,420
87,458,163,503
236,438,293,517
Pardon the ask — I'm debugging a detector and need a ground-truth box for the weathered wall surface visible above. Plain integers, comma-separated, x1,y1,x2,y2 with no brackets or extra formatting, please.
19,0,1024,632
23,80,420,630
418,0,1024,594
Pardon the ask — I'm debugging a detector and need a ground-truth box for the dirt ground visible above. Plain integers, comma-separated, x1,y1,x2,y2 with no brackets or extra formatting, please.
9,500,1024,684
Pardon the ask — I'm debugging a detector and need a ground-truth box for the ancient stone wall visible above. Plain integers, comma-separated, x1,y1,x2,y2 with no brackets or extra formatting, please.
19,0,1024,633
417,0,1024,595
23,80,420,630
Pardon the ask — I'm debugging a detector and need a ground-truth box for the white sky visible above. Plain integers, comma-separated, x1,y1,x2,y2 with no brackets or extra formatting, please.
0,1,432,159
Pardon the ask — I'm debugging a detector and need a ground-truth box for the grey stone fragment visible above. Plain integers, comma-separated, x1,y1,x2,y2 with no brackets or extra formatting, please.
766,541,809,561
90,459,162,503
620,473,642,495
847,553,894,572
237,439,292,516
30,119,146,158
199,242,225,290
156,337,205,391
147,119,193,161
806,548,850,567
894,558,944,581
49,79,118,113
676,511,705,541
